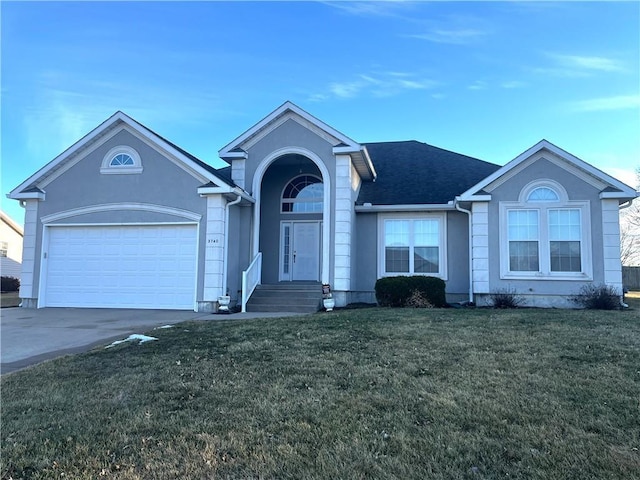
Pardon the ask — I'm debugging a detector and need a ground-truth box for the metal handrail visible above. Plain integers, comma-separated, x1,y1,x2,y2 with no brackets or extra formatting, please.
241,252,262,313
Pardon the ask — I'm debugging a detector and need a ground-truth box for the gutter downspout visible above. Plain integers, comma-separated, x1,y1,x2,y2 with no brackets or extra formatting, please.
222,194,242,299
454,197,474,304
618,198,636,308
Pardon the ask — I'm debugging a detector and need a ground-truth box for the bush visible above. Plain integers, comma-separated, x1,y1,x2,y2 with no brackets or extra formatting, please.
489,288,524,309
375,276,446,308
1,276,20,292
571,284,621,310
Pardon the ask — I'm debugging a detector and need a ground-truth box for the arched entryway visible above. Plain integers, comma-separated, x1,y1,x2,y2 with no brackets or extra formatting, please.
252,147,331,284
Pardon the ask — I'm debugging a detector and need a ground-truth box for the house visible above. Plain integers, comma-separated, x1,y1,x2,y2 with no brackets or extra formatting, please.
7,102,638,311
0,211,24,281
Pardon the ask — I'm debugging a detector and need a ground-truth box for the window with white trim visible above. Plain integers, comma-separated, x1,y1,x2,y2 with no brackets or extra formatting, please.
281,175,323,213
0,241,7,258
501,180,591,279
380,214,446,278
100,146,143,174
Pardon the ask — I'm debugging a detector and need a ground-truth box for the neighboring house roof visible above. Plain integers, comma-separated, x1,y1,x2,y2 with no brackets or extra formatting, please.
357,141,501,205
0,211,24,237
459,139,638,202
7,111,241,200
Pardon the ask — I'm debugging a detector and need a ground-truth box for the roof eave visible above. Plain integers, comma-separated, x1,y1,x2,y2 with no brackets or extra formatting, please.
333,145,377,181
599,190,639,200
456,194,493,202
7,191,46,201
355,203,456,212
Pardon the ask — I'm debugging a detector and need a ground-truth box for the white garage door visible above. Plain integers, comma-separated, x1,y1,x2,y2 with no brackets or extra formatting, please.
43,225,197,310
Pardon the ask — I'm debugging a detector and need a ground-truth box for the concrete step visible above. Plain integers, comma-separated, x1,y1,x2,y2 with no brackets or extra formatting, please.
246,283,323,313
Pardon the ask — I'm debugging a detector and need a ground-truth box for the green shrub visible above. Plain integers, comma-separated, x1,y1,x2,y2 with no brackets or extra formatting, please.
489,288,524,309
1,276,20,292
571,284,621,310
375,276,446,308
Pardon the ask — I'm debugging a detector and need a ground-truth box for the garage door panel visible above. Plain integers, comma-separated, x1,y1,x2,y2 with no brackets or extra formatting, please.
44,225,197,309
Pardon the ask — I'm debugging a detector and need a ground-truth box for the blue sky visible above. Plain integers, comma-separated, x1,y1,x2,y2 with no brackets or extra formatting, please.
2,1,639,225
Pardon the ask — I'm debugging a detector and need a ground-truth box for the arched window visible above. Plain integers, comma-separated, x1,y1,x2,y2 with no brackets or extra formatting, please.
501,180,590,278
281,175,323,213
100,146,143,174
527,186,559,202
110,153,135,166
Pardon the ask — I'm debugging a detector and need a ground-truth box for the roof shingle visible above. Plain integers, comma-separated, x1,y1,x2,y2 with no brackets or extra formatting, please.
358,141,501,205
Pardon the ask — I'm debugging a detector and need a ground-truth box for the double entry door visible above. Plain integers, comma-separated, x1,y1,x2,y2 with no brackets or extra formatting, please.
279,221,321,281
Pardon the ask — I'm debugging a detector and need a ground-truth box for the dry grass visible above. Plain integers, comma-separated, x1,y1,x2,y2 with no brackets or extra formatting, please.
2,306,639,479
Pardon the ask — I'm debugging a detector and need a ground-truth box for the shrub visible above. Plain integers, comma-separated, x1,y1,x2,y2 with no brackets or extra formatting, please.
375,276,446,308
1,276,20,292
489,288,524,309
571,284,621,310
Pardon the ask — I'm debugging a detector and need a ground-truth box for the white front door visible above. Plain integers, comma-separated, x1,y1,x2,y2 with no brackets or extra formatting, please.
280,221,320,281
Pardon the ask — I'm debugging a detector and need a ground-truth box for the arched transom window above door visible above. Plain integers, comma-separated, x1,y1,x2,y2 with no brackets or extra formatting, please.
281,175,323,213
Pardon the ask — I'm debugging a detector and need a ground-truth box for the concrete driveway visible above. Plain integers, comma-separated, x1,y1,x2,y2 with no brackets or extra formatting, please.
1,307,298,375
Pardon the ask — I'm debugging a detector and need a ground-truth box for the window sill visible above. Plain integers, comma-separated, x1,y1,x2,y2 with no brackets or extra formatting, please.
501,272,592,281
100,167,143,175
382,272,448,281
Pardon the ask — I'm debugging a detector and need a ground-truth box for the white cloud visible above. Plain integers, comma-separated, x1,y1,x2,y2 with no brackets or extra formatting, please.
314,72,438,101
548,53,625,73
408,28,489,45
570,94,640,112
468,80,488,91
534,53,627,78
501,80,527,89
321,1,414,18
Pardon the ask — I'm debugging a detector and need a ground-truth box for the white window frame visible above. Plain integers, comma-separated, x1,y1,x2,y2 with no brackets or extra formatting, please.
500,180,592,280
100,146,143,174
281,174,323,214
378,212,447,280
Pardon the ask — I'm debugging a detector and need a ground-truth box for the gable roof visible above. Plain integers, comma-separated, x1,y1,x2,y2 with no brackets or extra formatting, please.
357,141,501,205
458,139,638,202
8,111,239,200
219,101,376,180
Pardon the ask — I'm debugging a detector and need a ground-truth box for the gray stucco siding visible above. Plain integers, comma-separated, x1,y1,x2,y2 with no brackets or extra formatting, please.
353,211,470,302
226,204,251,303
486,157,604,297
353,212,378,293
445,211,470,296
31,129,209,301
244,119,336,195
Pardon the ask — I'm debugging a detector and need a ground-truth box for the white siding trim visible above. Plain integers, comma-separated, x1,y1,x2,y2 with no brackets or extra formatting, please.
41,203,202,224
203,195,226,300
601,199,623,289
334,154,352,291
471,202,490,293
19,200,38,299
231,158,246,189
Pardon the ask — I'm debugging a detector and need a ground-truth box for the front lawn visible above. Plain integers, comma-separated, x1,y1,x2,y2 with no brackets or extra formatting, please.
2,307,639,479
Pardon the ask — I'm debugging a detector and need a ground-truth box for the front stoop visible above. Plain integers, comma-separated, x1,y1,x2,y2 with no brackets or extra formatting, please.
245,283,323,313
